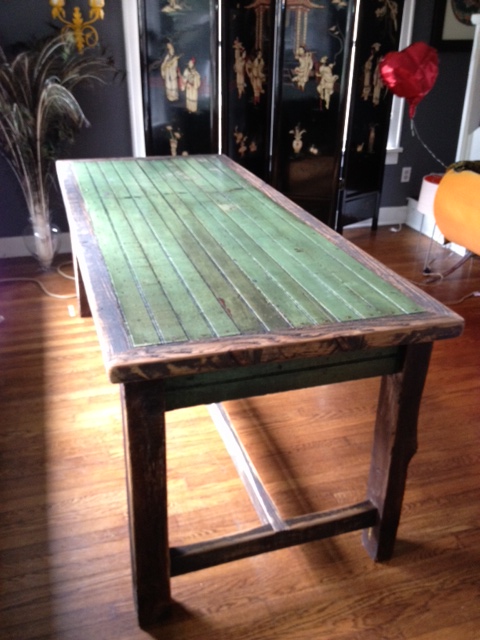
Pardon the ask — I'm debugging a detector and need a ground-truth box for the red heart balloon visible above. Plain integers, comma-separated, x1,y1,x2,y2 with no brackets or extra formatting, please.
379,42,439,118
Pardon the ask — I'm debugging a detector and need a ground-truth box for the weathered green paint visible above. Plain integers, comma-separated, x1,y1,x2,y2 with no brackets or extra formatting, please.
70,156,423,348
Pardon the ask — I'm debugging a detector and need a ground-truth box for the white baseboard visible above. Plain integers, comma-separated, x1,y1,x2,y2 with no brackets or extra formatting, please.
378,205,409,226
344,205,408,229
0,233,72,259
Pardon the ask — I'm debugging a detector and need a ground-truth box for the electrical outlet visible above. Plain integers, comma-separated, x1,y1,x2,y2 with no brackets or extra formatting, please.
401,166,412,183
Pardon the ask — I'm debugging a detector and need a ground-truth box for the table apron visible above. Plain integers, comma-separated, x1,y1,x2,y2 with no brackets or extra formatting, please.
162,346,405,411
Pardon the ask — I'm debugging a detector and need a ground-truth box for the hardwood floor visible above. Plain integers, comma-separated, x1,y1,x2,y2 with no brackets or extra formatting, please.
1,226,479,639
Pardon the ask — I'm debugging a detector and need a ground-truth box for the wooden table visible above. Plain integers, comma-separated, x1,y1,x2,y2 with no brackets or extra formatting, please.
57,155,464,628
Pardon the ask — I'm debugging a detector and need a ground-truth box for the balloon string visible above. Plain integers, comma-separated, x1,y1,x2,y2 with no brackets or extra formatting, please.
410,118,448,169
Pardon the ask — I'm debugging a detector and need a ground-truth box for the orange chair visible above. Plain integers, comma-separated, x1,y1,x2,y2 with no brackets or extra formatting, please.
434,161,480,257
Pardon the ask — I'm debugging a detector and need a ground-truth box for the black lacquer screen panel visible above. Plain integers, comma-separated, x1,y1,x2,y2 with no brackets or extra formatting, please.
139,0,217,157
139,0,404,230
221,0,354,228
221,0,277,181
339,0,404,230
271,0,354,227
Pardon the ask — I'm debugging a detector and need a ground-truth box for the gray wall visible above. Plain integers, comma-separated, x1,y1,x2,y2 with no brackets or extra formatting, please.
380,0,471,207
0,2,132,236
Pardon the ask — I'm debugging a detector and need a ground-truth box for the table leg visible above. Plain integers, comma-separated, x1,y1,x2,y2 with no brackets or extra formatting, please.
362,342,433,562
72,252,91,318
120,380,171,628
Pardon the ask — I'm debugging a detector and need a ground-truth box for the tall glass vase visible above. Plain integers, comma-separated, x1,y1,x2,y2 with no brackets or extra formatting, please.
23,216,61,271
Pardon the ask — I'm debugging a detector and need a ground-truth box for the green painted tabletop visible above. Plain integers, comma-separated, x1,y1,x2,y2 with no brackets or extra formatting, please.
65,155,425,349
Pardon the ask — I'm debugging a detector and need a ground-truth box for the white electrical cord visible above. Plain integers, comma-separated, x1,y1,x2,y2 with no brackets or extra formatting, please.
0,276,76,299
0,262,76,301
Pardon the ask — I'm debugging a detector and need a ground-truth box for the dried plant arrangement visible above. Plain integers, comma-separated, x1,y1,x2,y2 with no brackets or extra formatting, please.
0,33,116,268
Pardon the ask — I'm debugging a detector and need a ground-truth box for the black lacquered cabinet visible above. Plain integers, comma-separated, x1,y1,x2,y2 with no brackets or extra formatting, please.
138,0,404,231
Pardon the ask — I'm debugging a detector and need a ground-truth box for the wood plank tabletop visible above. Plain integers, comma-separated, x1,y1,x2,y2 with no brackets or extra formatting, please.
56,155,463,381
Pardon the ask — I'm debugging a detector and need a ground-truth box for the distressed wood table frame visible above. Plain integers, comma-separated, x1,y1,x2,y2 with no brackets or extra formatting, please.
57,155,463,628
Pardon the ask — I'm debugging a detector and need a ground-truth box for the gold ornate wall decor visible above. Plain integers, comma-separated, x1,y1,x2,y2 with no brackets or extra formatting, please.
49,0,105,53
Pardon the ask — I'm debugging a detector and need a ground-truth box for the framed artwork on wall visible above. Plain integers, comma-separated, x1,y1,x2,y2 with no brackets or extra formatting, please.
431,0,479,51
